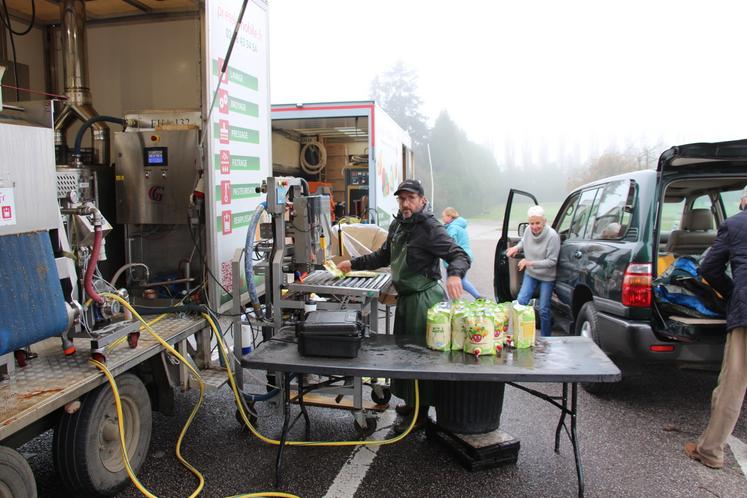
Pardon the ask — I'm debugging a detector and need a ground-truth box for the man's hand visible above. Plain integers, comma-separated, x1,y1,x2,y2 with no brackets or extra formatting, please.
338,260,352,273
518,259,532,271
446,276,463,300
506,246,519,258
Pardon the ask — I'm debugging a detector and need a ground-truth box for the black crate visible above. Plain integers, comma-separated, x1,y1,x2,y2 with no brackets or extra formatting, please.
297,310,363,358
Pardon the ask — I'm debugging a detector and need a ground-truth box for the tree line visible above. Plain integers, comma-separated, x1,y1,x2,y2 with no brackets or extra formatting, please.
371,62,663,219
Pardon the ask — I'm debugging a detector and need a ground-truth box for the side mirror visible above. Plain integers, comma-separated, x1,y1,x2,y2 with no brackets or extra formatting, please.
518,222,528,238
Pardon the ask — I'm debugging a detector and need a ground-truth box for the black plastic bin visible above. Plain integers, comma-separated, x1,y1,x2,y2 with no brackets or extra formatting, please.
433,380,506,434
296,310,363,359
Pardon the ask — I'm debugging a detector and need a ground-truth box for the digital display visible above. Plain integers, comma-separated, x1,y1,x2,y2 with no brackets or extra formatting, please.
143,147,168,167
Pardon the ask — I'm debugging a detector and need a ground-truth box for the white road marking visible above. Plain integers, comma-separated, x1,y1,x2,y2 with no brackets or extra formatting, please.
728,435,747,479
323,410,397,498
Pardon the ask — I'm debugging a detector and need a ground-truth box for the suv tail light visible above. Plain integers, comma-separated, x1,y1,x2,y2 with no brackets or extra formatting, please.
622,263,652,307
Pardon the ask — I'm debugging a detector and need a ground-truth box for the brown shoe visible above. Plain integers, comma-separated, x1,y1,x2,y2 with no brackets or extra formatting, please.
684,441,723,469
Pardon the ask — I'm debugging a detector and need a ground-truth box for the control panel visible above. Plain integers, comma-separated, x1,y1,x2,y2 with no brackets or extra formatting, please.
114,129,198,224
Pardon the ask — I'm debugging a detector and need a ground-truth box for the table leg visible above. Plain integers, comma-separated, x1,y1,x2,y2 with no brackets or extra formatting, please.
275,373,292,488
569,383,584,498
555,383,569,452
298,374,311,439
370,299,379,333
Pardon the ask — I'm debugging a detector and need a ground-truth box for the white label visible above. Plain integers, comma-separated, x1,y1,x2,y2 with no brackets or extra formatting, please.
0,187,16,226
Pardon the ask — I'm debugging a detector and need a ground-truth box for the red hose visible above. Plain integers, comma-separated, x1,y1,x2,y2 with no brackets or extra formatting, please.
85,226,104,304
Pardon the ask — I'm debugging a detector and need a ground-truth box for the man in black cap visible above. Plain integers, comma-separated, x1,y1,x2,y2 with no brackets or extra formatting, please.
339,179,470,432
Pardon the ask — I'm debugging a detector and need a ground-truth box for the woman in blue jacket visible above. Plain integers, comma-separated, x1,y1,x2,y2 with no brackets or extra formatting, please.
441,207,481,299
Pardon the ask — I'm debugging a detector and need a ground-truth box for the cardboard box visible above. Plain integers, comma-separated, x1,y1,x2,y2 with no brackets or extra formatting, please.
325,143,348,157
326,155,348,169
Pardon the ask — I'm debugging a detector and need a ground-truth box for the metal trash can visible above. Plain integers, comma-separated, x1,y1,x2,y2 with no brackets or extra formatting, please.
433,380,506,434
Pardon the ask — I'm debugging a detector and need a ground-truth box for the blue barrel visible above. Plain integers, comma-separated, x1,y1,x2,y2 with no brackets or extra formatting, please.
0,231,69,355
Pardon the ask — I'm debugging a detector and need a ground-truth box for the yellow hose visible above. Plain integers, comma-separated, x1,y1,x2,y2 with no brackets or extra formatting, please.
204,312,420,447
92,295,414,498
106,313,169,352
102,293,206,498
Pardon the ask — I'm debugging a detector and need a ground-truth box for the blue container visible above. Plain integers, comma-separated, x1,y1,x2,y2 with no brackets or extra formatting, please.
0,231,69,355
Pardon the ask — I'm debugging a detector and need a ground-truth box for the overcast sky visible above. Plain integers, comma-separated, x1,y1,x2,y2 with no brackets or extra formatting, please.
269,0,747,165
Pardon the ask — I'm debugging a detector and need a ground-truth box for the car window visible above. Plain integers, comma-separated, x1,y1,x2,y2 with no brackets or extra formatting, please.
591,180,634,240
555,193,580,239
692,195,711,210
721,190,744,218
568,188,599,240
661,198,685,231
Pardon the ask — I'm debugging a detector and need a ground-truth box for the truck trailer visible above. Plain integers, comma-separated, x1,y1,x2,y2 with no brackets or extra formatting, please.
271,101,414,228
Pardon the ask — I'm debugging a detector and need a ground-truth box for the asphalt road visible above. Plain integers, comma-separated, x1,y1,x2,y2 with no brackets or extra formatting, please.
20,221,747,497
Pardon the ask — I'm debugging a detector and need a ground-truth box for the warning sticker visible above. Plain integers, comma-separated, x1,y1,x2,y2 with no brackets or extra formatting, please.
0,187,16,226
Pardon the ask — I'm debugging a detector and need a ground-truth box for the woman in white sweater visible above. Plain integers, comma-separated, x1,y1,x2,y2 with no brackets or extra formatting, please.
505,205,561,336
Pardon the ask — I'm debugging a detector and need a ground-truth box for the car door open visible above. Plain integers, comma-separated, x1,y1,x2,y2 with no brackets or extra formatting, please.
494,189,538,302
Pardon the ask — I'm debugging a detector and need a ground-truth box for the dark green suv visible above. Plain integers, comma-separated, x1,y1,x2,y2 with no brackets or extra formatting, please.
495,139,747,392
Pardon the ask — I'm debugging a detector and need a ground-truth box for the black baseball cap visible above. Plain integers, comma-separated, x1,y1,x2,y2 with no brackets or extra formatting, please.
394,179,424,196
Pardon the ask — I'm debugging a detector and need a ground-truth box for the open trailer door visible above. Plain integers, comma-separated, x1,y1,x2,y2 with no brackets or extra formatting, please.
494,189,538,302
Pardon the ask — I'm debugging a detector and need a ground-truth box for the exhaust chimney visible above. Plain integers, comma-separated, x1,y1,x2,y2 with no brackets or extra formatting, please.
54,0,108,166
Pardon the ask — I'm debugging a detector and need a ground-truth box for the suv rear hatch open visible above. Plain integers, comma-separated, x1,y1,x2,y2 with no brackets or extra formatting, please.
653,139,747,345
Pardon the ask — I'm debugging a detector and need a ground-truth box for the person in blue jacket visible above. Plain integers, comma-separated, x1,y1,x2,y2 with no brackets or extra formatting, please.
441,207,481,299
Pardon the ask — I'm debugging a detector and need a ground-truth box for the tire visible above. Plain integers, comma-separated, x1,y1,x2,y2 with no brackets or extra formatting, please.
53,373,152,497
575,302,620,395
0,446,37,498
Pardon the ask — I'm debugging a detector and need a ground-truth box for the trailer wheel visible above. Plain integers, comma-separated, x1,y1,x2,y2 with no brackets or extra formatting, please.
0,446,37,498
53,373,152,497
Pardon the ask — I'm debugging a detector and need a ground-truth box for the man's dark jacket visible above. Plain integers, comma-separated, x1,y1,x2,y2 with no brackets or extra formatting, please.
351,210,470,282
700,209,747,332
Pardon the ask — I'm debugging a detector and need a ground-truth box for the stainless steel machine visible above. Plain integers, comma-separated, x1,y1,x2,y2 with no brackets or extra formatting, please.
114,123,200,225
113,110,203,302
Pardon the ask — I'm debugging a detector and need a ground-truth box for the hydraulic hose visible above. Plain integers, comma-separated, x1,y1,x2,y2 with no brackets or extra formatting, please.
102,293,206,498
245,202,267,316
84,210,104,305
72,115,126,160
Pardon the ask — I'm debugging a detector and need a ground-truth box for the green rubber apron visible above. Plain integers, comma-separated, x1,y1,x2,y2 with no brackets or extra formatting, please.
390,220,446,408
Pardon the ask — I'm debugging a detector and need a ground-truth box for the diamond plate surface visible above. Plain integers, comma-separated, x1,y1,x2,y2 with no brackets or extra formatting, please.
0,316,204,441
200,367,230,391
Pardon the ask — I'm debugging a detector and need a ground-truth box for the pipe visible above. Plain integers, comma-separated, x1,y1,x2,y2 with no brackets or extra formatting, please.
73,115,125,162
84,208,104,304
110,262,150,288
54,0,110,165
60,0,89,107
244,202,267,316
299,177,310,196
